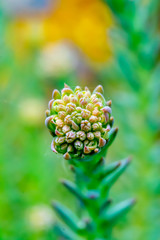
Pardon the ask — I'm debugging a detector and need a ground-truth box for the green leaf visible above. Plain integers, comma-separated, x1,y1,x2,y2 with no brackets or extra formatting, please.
103,198,136,225
107,127,119,148
101,157,131,191
95,161,121,179
61,179,85,203
52,201,85,233
53,223,77,240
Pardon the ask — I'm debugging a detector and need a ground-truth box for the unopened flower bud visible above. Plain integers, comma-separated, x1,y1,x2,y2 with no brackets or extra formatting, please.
66,103,76,114
81,120,91,132
94,131,101,139
52,89,61,99
92,122,102,131
89,115,98,123
77,131,86,141
98,138,106,147
93,85,104,94
58,111,66,120
87,132,94,140
82,109,91,119
74,140,83,150
45,84,113,159
62,125,71,133
66,131,76,143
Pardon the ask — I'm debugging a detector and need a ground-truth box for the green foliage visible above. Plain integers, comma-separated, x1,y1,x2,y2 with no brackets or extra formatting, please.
52,130,135,240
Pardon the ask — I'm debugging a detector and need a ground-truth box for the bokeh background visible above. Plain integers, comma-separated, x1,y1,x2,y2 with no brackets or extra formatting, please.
0,0,160,240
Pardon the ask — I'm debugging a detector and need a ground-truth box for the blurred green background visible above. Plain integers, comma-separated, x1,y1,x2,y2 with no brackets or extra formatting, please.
0,0,159,240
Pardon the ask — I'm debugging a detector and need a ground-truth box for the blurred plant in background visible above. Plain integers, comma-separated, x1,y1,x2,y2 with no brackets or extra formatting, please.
0,0,159,240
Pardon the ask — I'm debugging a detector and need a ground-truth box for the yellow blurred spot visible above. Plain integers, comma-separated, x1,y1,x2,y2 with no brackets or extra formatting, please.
10,0,113,62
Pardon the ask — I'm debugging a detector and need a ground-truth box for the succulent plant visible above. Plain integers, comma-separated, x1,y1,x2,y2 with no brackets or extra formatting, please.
45,84,113,160
45,84,135,240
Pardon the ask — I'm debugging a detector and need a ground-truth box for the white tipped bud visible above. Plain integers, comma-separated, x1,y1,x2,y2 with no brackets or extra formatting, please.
66,131,76,143
98,138,106,147
74,140,83,150
81,120,91,132
77,131,86,141
87,132,94,140
62,125,71,133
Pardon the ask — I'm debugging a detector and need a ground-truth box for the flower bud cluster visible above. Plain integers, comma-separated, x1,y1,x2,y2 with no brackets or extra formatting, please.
45,84,114,159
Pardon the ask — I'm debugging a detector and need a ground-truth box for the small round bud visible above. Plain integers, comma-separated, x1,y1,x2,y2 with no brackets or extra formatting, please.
77,131,86,141
74,140,83,150
52,89,61,99
87,132,94,140
82,109,91,119
62,125,71,133
66,103,76,114
81,120,91,132
93,85,104,94
64,115,72,125
58,111,66,120
89,115,98,123
92,122,102,131
94,131,101,139
56,119,64,128
66,131,76,143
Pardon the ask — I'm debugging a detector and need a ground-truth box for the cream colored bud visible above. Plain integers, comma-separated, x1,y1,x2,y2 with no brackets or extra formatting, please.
71,121,79,131
84,146,91,154
86,103,94,112
76,107,82,113
74,86,82,92
58,111,66,120
87,140,97,150
70,95,78,104
63,95,70,104
74,140,83,150
94,131,101,139
55,104,65,112
92,107,100,116
66,131,76,143
48,99,54,110
81,120,91,132
94,148,99,153
77,131,86,141
52,89,61,99
62,125,71,133
55,137,65,144
55,127,64,136
77,92,83,99
98,137,106,147
56,119,64,128
66,103,76,114
89,115,98,123
80,97,89,106
82,109,91,119
64,115,72,125
92,122,102,131
61,88,73,96
93,85,104,94
87,132,94,140
51,140,58,153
